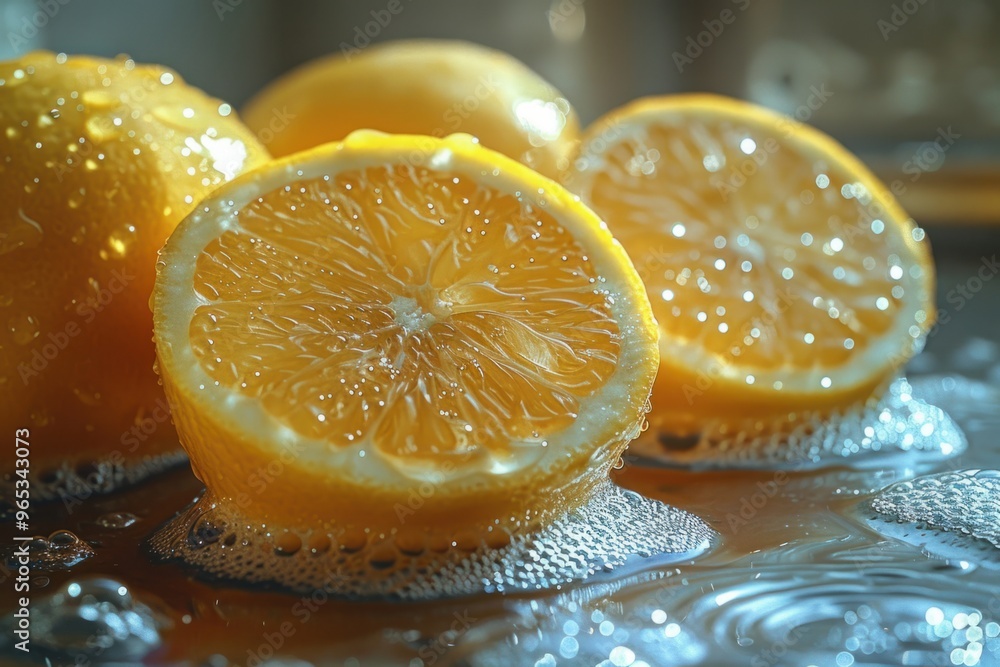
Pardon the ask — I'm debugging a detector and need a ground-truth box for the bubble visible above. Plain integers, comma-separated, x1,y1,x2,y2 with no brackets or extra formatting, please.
5,530,94,571
83,110,123,145
7,313,40,345
96,511,139,529
0,450,187,503
3,577,166,661
631,377,965,471
149,479,716,600
866,469,1000,569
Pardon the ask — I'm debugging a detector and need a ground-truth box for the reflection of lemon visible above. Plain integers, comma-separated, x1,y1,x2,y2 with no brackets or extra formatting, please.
153,131,657,536
0,51,269,488
563,95,935,436
243,40,579,180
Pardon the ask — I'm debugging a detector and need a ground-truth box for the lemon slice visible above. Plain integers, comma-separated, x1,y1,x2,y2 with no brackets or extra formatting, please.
562,95,935,436
153,132,658,537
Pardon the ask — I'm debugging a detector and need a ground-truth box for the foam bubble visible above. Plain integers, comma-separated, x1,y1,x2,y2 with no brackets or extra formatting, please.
631,378,965,470
149,479,716,600
866,469,1000,569
0,450,187,503
4,530,94,571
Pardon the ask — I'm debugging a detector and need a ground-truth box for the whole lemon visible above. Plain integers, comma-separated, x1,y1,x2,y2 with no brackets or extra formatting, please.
0,51,270,498
243,40,579,180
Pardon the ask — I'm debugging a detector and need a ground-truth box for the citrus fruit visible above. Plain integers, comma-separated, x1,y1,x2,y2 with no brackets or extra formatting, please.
0,51,270,495
243,39,579,180
152,131,657,537
562,94,935,436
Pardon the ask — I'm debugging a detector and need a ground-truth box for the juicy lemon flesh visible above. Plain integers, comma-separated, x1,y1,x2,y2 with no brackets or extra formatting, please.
567,96,933,434
155,134,658,536
190,164,620,460
0,51,268,478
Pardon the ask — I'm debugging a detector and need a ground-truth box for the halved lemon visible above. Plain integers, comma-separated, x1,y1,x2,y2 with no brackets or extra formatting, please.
153,132,658,537
562,95,935,436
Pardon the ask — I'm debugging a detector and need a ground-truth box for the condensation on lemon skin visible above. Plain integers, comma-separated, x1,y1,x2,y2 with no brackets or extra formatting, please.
148,477,716,600
0,50,267,486
188,165,623,462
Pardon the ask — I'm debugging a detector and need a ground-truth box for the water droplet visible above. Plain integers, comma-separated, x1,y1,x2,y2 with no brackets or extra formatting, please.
81,89,119,110
338,527,368,553
23,577,164,660
96,512,139,529
7,531,94,571
72,387,103,407
274,531,302,556
8,313,40,345
152,104,204,131
84,114,120,142
187,515,224,550
106,224,136,257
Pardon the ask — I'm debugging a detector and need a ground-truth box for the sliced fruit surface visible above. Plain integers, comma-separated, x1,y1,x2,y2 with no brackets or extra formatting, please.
153,132,658,534
562,95,935,436
243,39,579,180
0,51,269,491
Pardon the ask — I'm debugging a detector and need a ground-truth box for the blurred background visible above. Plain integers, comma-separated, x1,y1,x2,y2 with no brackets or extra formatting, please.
3,0,999,226
2,0,998,368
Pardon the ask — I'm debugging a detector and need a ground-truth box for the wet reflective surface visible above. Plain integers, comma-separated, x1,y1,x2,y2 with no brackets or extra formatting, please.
2,263,1000,665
